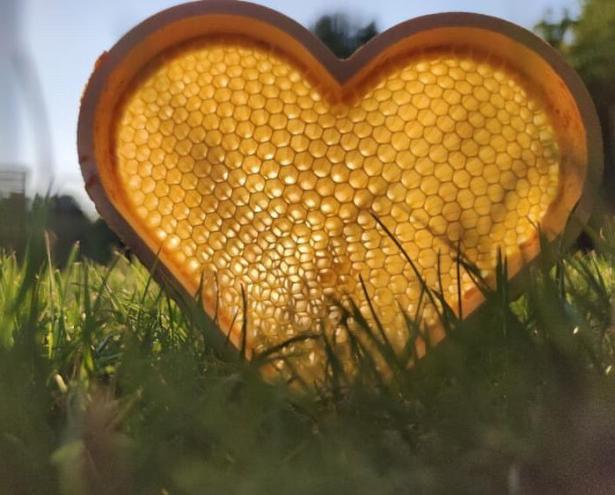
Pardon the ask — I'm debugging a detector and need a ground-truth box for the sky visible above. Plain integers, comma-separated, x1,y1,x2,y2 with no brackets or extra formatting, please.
2,0,578,213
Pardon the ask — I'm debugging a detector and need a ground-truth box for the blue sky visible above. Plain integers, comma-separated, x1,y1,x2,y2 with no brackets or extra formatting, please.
3,0,578,211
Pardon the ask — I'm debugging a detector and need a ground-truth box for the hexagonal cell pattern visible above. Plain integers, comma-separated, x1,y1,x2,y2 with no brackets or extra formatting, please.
115,38,560,371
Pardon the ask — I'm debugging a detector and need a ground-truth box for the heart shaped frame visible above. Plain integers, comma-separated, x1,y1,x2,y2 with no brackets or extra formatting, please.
78,1,602,363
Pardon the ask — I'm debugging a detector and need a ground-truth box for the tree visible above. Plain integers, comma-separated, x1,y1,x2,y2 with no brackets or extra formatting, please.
569,0,615,195
311,13,378,59
535,0,615,198
534,9,576,50
29,195,123,266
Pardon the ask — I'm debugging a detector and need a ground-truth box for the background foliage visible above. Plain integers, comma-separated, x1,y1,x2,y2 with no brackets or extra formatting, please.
535,0,615,198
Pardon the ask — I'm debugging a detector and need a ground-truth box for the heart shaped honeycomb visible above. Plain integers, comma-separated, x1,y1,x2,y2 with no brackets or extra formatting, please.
119,42,558,337
79,3,600,376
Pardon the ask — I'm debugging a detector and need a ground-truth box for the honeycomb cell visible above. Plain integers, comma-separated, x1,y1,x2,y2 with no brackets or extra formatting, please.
115,39,561,377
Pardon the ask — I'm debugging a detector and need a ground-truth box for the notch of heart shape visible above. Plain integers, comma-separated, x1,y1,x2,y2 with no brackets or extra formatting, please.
78,0,602,377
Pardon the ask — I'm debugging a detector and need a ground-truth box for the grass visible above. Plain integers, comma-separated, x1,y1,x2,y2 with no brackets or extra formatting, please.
2,203,615,494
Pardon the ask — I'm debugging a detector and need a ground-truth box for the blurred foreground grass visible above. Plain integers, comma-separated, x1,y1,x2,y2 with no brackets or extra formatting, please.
2,205,615,494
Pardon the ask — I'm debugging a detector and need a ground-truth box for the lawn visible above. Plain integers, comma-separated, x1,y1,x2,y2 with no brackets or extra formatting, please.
2,204,615,494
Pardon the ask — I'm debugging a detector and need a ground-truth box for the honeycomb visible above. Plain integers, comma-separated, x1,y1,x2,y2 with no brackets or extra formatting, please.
114,38,560,371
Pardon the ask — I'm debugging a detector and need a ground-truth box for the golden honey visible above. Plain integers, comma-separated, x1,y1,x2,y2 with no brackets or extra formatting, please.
114,39,560,373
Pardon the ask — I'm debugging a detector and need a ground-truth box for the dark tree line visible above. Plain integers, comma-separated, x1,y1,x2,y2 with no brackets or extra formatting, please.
0,195,122,266
535,0,615,204
311,13,378,58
